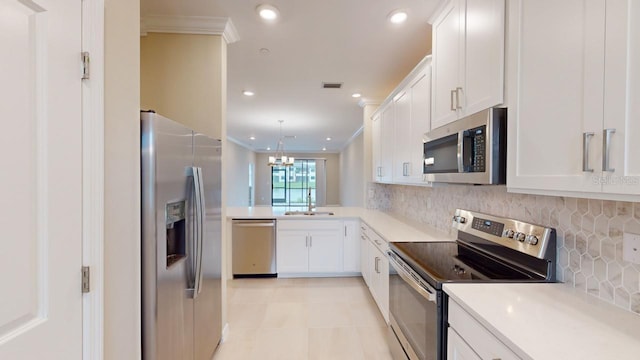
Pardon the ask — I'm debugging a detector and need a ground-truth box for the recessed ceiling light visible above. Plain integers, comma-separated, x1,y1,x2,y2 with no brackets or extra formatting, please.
259,48,271,56
352,93,362,98
266,146,271,151
388,10,408,24
326,137,332,141
243,90,255,96
256,4,279,21
249,136,256,140
322,147,327,151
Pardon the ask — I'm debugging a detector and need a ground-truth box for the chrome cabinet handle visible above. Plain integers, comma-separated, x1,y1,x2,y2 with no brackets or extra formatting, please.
344,226,347,237
456,131,464,172
374,257,380,273
603,129,615,172
582,132,594,172
450,89,456,111
455,87,463,109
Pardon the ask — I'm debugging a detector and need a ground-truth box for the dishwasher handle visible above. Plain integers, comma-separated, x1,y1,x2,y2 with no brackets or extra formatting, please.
233,222,275,228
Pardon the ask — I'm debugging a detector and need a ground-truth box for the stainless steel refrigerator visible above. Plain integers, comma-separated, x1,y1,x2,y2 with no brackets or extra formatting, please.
141,111,222,360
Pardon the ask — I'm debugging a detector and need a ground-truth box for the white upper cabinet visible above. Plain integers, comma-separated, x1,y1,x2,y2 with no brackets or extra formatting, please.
372,56,432,186
394,66,432,184
371,113,382,181
507,0,640,199
431,0,505,130
602,0,640,195
379,104,394,183
372,103,394,183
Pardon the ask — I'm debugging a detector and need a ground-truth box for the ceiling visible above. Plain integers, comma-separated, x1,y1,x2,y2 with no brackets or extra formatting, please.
141,0,439,153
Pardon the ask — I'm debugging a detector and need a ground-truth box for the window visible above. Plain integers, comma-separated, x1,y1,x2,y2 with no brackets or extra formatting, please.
271,159,316,207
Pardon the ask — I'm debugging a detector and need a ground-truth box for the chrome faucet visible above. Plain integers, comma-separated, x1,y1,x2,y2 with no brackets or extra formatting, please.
307,188,314,212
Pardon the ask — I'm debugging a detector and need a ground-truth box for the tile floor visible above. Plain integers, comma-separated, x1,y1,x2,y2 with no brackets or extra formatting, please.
213,276,394,360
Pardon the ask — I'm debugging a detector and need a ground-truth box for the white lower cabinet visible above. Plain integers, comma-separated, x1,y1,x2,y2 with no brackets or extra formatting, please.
448,299,521,360
360,222,389,323
360,224,371,286
447,329,481,360
276,219,360,276
342,219,360,272
277,220,342,275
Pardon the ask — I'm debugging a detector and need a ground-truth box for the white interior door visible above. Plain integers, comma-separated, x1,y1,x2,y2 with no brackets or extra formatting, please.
0,0,83,358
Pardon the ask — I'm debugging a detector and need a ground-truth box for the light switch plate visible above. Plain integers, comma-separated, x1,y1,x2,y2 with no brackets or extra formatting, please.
623,232,640,264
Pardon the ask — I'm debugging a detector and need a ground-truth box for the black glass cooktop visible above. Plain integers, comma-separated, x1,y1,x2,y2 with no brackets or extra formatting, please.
390,241,545,289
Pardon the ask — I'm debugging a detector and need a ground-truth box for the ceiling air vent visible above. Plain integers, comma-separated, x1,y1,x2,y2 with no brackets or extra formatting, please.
322,82,343,89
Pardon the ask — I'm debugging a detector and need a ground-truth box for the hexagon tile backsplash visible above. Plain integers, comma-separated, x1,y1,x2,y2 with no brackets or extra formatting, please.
367,182,640,315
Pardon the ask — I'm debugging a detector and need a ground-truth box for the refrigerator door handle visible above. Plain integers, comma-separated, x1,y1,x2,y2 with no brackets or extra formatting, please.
187,166,203,299
195,167,206,295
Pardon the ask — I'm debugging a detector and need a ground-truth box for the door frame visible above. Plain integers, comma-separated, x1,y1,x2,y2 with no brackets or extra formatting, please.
81,0,105,358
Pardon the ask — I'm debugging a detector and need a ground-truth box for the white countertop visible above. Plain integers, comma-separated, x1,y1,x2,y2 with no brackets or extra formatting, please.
444,283,640,360
226,206,453,243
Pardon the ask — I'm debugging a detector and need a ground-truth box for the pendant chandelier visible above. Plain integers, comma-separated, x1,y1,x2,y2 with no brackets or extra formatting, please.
268,120,295,167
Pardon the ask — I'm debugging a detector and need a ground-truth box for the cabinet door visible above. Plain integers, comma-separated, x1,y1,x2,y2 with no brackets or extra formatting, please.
462,0,505,117
602,0,640,195
393,89,411,183
379,104,394,182
276,230,309,273
432,0,463,129
308,229,343,273
506,0,605,193
369,244,389,323
372,114,382,181
409,69,431,182
377,250,390,323
343,220,360,272
447,329,482,360
360,228,370,286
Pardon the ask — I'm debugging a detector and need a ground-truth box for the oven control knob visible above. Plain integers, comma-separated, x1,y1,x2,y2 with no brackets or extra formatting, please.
503,229,515,238
452,215,466,224
526,235,539,245
515,232,526,242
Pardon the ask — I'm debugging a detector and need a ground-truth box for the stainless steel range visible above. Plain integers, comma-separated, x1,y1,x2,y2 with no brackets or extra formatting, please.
387,209,556,360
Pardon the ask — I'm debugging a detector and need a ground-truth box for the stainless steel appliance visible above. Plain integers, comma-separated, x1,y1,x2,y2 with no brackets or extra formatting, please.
387,209,556,360
141,111,222,360
423,108,507,184
232,219,277,277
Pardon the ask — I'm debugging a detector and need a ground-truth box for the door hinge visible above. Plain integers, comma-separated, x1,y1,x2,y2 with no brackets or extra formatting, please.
81,51,90,80
82,266,90,293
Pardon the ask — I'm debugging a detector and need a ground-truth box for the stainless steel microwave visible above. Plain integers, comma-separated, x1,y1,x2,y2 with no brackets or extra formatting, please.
423,108,507,185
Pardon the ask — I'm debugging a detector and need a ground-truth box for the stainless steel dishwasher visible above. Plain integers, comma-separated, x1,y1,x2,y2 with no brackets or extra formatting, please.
232,219,277,277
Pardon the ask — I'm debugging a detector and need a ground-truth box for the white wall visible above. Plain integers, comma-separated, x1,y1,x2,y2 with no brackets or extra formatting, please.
141,33,226,139
104,0,140,358
226,140,256,206
254,152,341,206
339,131,365,206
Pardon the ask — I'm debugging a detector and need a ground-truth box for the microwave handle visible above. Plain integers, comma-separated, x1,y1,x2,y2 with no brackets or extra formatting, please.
456,130,464,172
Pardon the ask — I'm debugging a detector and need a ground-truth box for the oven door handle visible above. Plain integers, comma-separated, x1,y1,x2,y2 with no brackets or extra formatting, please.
389,253,437,303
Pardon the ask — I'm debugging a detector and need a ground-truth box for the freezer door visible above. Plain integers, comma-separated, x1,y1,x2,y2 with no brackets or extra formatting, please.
193,134,223,360
141,112,195,360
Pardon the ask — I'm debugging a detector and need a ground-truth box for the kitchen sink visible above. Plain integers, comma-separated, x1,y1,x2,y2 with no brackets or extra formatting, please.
283,211,335,216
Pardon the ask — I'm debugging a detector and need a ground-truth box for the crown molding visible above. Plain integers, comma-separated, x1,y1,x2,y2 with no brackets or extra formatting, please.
227,136,255,151
140,15,240,43
340,125,364,151
357,99,381,108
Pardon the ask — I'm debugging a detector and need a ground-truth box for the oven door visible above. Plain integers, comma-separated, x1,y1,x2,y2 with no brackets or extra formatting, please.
388,251,441,360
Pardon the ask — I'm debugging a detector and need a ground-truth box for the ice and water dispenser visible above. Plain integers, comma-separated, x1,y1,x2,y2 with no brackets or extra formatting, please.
165,200,186,267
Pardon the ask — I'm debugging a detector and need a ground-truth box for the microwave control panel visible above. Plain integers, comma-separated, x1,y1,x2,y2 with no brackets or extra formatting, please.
466,125,486,172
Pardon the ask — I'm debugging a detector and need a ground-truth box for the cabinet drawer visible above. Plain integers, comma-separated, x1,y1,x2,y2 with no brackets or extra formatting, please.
448,300,521,360
277,219,341,231
369,231,388,253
